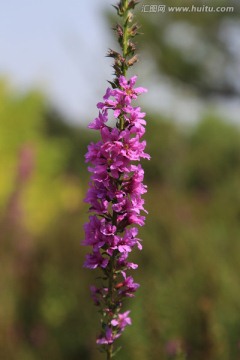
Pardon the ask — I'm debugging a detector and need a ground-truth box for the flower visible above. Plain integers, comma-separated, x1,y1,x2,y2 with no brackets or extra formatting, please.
83,2,148,356
96,327,119,345
116,252,138,270
88,110,108,130
118,274,140,297
83,74,148,348
117,75,147,102
83,250,108,269
111,311,132,331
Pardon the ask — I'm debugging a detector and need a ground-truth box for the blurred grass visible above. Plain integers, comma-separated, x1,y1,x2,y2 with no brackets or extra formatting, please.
1,80,240,360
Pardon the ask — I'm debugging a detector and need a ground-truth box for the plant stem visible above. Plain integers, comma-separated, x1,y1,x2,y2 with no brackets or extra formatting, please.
105,2,133,359
105,212,118,359
122,0,129,76
107,343,114,360
108,254,115,305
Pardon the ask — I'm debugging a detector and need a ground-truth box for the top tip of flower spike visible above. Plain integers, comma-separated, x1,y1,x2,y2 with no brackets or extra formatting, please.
128,0,141,10
112,0,140,16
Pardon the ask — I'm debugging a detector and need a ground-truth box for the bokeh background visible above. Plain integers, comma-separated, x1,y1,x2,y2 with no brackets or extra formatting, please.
1,0,240,359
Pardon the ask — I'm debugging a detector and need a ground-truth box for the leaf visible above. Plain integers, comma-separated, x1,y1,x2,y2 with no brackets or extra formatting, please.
112,346,122,357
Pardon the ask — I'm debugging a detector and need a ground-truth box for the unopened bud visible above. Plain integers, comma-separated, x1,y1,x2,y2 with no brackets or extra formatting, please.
116,282,124,289
106,49,124,63
114,23,123,38
129,23,140,37
128,55,138,67
127,11,134,23
128,0,140,10
127,41,136,54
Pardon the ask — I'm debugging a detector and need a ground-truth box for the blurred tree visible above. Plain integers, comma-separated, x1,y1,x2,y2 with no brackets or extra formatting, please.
137,0,240,99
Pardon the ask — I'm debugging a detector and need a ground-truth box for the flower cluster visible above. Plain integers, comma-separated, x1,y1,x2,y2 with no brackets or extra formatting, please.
83,75,149,347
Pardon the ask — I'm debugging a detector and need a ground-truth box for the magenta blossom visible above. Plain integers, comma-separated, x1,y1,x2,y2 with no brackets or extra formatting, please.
83,2,149,357
83,250,108,269
96,327,119,345
111,311,132,331
83,74,149,351
117,75,147,102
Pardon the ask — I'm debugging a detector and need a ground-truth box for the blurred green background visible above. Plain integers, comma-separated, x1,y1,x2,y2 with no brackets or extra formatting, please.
1,1,240,359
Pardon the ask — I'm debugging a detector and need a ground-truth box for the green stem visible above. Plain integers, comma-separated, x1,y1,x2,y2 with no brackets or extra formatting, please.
119,0,130,131
105,257,114,359
105,212,118,359
119,115,125,130
108,255,115,304
105,3,133,359
122,0,129,76
107,343,113,360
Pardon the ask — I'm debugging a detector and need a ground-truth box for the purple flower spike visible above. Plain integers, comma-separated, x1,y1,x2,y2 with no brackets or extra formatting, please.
83,74,148,350
82,1,149,357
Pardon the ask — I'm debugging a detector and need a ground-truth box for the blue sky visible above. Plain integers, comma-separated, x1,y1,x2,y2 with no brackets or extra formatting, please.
0,0,114,123
1,1,240,124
